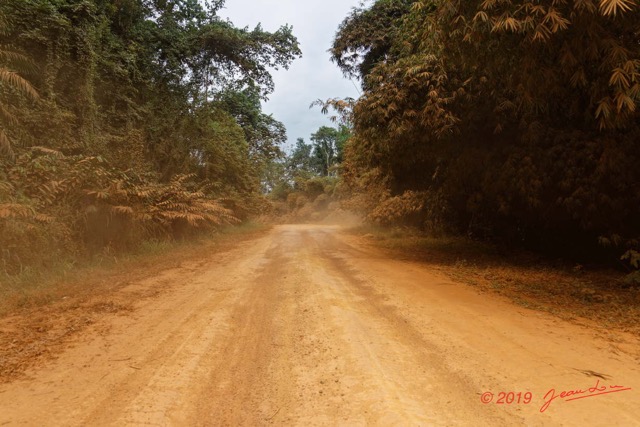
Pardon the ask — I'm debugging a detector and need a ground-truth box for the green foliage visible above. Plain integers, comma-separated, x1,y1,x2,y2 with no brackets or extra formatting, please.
331,0,418,81
214,85,286,161
199,21,301,98
287,138,315,180
0,0,300,273
264,124,350,208
310,126,339,176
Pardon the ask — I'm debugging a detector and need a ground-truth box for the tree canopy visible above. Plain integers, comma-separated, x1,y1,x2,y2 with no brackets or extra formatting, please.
0,0,300,271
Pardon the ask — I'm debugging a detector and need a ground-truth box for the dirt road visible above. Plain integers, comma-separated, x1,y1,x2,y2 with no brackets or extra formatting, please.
1,224,639,426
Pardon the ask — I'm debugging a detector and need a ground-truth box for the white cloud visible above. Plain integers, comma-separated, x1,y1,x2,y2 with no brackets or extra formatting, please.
219,0,362,149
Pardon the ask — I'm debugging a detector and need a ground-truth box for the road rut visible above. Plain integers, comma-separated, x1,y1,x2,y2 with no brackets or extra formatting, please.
0,224,638,426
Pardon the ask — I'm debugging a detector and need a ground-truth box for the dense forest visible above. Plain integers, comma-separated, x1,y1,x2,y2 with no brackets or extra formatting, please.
2,0,640,277
324,0,640,272
0,0,300,273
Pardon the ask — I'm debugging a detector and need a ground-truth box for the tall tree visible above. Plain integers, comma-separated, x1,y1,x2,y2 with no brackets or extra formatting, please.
287,137,315,180
214,85,287,162
309,126,349,177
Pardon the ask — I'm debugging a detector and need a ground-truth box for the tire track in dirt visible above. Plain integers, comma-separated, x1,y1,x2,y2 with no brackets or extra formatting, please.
0,224,638,426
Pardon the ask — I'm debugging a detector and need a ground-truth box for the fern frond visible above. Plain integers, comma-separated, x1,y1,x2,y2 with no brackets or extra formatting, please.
111,205,134,215
0,68,38,99
0,103,17,125
599,0,637,16
0,181,14,194
0,49,31,65
34,213,54,223
0,128,14,161
0,203,34,219
31,146,64,157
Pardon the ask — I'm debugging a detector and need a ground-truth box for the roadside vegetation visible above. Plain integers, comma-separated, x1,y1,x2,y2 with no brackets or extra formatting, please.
0,0,299,279
3,0,640,328
320,0,640,286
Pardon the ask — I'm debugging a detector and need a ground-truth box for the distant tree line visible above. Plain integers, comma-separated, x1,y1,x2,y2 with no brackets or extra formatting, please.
263,124,350,221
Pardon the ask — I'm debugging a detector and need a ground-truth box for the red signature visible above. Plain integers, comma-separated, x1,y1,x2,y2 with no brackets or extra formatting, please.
540,379,632,413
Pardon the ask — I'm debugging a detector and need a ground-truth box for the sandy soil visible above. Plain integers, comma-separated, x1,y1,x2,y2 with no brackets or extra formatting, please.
0,224,638,426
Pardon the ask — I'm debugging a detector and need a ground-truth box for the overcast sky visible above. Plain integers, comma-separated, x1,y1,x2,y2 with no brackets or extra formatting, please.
219,0,362,150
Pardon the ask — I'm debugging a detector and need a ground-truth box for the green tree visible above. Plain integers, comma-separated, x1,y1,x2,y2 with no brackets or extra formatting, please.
331,0,417,83
0,0,301,270
287,138,314,179
310,126,342,177
214,84,287,166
